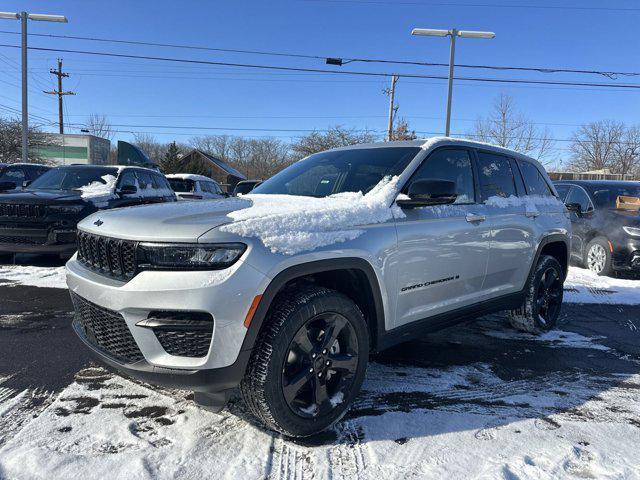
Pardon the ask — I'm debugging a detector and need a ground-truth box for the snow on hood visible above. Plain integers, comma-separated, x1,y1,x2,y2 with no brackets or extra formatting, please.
80,174,117,206
220,176,404,255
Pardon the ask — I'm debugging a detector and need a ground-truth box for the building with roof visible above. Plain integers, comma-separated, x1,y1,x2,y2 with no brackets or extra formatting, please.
177,149,247,191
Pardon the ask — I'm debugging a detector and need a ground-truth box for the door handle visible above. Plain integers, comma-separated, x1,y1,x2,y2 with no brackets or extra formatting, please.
525,211,540,218
466,213,486,223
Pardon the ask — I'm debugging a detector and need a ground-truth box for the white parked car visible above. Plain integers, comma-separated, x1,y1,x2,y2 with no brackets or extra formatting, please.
166,174,226,200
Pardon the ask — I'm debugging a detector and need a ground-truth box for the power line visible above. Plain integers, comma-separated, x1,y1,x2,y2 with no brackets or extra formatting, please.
1,43,639,91
0,29,637,79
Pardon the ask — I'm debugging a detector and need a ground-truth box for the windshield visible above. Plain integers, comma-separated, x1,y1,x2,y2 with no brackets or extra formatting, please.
168,178,195,193
591,185,640,208
252,147,421,197
28,166,119,191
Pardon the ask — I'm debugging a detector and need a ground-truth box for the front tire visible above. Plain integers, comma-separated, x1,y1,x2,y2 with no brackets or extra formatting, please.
239,284,369,437
585,237,613,277
509,255,564,334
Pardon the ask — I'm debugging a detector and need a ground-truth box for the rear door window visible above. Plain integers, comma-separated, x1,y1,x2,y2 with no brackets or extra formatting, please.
518,160,553,196
554,184,571,202
476,152,517,201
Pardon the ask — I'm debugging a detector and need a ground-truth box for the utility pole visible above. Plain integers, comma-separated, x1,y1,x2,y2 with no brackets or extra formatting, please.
0,11,68,162
44,59,75,134
385,75,398,141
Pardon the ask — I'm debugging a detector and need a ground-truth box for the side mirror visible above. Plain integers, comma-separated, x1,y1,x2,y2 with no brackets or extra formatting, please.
117,184,138,196
565,202,582,216
397,179,458,209
22,180,31,188
0,181,16,192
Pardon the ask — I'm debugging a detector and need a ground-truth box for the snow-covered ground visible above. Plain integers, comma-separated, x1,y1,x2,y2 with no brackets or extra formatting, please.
1,348,638,479
0,265,66,289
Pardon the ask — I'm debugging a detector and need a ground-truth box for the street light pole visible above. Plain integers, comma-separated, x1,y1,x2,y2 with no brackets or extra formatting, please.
412,28,495,137
0,11,68,163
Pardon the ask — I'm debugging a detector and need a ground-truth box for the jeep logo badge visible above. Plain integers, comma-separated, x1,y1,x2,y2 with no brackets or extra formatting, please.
94,219,104,226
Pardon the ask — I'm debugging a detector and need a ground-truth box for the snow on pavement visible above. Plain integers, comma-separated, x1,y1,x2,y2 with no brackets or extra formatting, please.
0,265,66,289
1,357,639,479
564,268,640,305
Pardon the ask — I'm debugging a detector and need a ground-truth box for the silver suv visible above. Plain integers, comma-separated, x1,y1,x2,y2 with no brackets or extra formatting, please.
66,138,571,437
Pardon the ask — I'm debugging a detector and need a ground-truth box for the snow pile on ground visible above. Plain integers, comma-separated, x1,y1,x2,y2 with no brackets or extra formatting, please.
564,267,640,305
80,174,117,206
0,265,66,289
221,176,403,255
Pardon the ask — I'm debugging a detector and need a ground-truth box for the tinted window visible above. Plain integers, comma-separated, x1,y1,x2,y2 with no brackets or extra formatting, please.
406,149,475,204
590,184,640,208
151,173,170,190
554,184,571,202
28,166,118,191
477,152,517,201
168,178,194,192
136,171,153,191
566,187,592,212
235,182,260,195
118,171,137,189
253,147,421,197
518,160,552,196
0,166,25,184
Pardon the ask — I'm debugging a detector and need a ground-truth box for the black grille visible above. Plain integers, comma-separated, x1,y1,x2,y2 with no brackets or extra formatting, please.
0,203,45,218
77,231,137,280
71,292,144,364
0,235,47,245
154,330,212,357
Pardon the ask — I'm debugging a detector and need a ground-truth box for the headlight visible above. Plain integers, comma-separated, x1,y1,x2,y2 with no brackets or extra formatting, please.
48,204,84,214
623,226,640,237
137,243,246,270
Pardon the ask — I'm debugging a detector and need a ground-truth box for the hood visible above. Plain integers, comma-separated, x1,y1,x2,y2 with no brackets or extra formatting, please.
78,197,252,242
0,189,83,203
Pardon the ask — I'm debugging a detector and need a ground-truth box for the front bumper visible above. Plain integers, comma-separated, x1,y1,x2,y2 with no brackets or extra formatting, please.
66,255,269,374
612,238,640,271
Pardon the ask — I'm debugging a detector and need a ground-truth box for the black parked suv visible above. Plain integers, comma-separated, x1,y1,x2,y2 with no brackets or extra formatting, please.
0,163,51,191
0,165,176,258
554,180,640,276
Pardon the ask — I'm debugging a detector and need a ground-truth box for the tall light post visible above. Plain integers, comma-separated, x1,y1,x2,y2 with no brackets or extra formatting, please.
411,28,495,137
0,11,68,162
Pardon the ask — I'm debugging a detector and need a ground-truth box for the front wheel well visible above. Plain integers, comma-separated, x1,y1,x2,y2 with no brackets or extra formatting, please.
272,268,381,351
539,240,568,278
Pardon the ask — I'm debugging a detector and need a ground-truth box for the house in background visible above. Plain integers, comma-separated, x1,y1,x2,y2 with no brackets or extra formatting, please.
32,133,110,165
178,149,247,191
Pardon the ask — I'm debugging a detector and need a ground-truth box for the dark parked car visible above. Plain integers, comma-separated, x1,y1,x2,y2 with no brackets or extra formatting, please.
232,179,262,196
554,180,640,276
0,165,176,259
0,163,51,192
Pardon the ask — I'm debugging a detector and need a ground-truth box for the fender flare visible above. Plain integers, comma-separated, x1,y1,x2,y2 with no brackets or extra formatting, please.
530,234,570,279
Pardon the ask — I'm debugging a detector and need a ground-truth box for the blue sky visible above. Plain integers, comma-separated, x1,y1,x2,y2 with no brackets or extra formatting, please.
0,0,639,164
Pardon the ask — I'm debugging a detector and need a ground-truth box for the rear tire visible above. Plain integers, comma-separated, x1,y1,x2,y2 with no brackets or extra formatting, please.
508,255,564,334
585,237,613,277
239,284,369,437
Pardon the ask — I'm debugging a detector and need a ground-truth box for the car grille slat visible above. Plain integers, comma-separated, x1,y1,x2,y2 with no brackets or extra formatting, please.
70,292,144,364
0,203,45,218
76,231,137,281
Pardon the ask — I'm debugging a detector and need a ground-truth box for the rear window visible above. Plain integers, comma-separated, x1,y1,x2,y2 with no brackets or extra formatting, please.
168,178,195,193
518,160,553,196
590,185,640,208
477,152,517,201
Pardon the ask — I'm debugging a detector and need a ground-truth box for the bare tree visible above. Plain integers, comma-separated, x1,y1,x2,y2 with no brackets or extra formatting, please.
569,120,627,173
0,117,56,164
132,132,167,164
613,125,640,176
389,118,417,141
291,126,378,158
190,135,234,161
472,94,555,164
86,113,114,141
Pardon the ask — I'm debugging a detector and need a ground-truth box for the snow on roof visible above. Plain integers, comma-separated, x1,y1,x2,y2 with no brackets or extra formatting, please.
166,173,216,182
220,175,403,255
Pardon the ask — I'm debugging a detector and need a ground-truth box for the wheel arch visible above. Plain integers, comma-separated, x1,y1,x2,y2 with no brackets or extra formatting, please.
534,234,570,279
240,258,386,355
